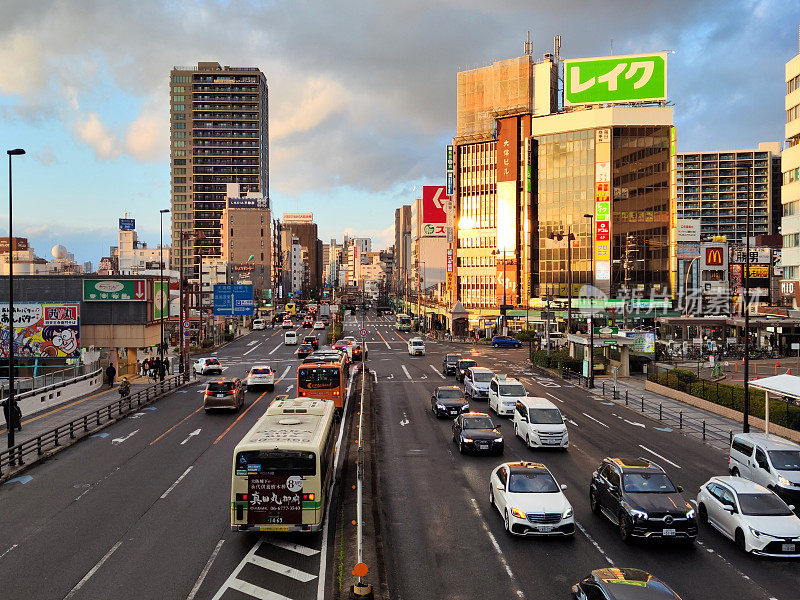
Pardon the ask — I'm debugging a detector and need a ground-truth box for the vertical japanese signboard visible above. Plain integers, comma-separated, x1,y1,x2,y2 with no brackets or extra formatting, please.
595,129,611,281
154,280,169,320
564,53,667,106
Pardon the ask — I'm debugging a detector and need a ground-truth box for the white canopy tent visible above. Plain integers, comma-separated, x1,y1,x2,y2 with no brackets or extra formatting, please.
749,374,800,435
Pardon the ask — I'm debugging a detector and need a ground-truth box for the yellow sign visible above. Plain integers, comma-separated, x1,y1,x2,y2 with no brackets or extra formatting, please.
446,272,453,291
595,240,610,261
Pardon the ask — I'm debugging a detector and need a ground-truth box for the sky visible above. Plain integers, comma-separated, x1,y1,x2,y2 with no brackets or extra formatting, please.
0,0,799,264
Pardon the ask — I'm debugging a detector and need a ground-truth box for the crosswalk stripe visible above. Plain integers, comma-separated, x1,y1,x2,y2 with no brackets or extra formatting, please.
227,578,293,599
267,539,320,556
248,555,318,582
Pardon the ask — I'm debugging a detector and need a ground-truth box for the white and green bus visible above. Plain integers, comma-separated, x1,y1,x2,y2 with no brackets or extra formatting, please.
395,313,412,332
230,398,336,532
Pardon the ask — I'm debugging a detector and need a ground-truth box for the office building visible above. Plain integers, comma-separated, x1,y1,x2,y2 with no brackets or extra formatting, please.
782,31,800,303
117,220,170,276
282,213,321,296
169,62,269,276
393,205,412,294
220,184,271,292
677,144,781,242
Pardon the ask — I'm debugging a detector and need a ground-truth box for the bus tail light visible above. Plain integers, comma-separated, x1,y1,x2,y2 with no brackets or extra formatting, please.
235,493,247,521
303,493,315,501
333,390,340,396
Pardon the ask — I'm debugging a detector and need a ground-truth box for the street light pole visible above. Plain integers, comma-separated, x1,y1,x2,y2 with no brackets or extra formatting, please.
737,162,752,433
159,209,169,367
584,213,595,389
6,148,25,450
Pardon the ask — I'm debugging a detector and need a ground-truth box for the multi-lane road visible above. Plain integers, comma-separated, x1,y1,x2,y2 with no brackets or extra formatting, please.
0,323,340,600
2,310,799,600
361,314,800,600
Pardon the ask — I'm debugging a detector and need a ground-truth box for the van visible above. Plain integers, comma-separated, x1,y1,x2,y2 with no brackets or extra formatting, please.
513,396,569,449
284,331,298,345
488,376,527,417
729,432,800,506
407,337,426,356
252,319,266,330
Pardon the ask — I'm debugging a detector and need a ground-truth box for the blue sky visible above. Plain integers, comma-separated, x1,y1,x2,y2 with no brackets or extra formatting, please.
1,0,799,263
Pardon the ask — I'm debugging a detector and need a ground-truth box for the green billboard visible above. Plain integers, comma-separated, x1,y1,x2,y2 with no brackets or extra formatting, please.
564,53,667,106
83,279,147,301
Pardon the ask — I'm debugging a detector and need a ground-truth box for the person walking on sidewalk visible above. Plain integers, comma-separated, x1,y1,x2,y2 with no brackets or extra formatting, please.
2,399,23,432
142,358,150,377
118,377,131,399
106,363,116,389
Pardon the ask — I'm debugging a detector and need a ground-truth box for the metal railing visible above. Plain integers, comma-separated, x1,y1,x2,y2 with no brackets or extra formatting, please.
0,372,188,477
1,361,101,400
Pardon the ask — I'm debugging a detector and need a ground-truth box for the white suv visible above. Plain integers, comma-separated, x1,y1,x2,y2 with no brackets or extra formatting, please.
729,433,800,507
246,365,274,391
513,396,569,449
488,377,527,417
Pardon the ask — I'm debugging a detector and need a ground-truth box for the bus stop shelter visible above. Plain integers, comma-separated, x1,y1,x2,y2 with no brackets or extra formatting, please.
749,374,800,435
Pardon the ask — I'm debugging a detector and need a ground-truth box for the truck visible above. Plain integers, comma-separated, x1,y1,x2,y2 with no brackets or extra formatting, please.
318,303,331,318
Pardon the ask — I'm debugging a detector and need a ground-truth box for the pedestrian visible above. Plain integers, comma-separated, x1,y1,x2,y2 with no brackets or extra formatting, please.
159,361,166,382
106,362,116,389
118,377,130,399
163,356,170,375
142,358,150,377
1,399,19,431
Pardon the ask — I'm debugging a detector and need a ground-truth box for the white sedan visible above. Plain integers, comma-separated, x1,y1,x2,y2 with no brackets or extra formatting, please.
246,365,274,391
489,461,574,536
697,476,800,557
313,321,326,330
281,319,293,329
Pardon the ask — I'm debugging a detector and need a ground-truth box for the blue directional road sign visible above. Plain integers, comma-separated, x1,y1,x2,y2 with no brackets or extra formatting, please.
213,284,254,316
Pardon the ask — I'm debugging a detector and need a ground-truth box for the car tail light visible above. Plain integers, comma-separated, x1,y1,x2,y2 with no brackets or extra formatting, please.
302,493,315,501
227,390,236,395
204,390,213,395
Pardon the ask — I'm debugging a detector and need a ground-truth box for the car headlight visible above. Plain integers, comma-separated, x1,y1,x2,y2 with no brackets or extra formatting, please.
510,507,527,519
461,404,469,411
437,403,446,410
778,476,791,487
495,437,503,443
629,509,648,521
461,437,473,443
686,508,696,519
749,526,764,538
563,505,574,519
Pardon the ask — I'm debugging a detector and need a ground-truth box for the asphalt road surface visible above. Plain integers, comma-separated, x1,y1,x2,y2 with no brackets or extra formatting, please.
0,321,341,600
366,314,800,600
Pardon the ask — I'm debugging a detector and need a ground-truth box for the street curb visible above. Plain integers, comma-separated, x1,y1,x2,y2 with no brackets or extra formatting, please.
0,378,192,484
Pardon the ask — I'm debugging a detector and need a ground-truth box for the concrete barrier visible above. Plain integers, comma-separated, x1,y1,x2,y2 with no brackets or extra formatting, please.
16,369,104,418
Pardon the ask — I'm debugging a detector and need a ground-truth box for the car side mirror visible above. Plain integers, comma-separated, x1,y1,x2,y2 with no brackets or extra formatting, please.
560,484,568,490
789,505,796,511
496,484,505,491
677,485,684,493
723,504,736,514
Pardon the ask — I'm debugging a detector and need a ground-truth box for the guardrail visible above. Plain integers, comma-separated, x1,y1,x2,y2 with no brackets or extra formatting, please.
1,361,101,400
598,380,734,447
0,372,189,478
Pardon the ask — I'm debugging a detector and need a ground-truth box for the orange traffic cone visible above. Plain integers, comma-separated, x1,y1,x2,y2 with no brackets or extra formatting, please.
787,368,792,375
776,358,781,368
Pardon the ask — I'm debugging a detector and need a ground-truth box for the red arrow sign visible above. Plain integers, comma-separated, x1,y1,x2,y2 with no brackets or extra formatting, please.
135,280,145,299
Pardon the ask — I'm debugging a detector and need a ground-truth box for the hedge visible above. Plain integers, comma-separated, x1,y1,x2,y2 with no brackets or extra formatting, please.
532,349,582,373
649,370,800,431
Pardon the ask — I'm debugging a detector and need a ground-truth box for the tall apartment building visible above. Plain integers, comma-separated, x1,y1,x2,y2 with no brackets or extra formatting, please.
169,62,269,276
393,205,412,294
783,32,800,296
281,213,321,296
677,144,781,241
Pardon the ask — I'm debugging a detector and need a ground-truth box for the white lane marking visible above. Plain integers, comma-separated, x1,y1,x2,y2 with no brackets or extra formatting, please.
227,579,292,599
186,539,225,600
180,429,202,445
638,445,681,469
249,554,317,582
277,365,291,381
581,413,609,428
160,466,194,499
111,429,139,445
243,342,263,356
269,344,281,355
430,365,445,379
129,412,147,419
568,419,579,427
0,544,18,560
63,541,123,600
401,365,412,380
285,384,294,392
575,522,614,565
624,419,645,428
545,392,563,403
469,498,525,599
268,539,320,556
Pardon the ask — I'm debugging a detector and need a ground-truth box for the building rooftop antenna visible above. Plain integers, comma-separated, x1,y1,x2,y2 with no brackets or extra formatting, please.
524,30,533,56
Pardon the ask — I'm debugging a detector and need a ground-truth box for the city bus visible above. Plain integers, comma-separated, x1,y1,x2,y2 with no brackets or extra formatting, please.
395,313,412,332
297,361,346,415
230,398,336,532
285,302,297,317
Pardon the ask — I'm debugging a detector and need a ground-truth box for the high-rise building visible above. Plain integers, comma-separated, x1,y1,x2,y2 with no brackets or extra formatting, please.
169,62,269,276
677,144,781,241
281,213,321,296
393,205,412,294
782,30,800,298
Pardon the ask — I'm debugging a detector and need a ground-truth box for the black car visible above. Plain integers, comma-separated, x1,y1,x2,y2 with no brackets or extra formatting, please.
431,386,469,418
302,335,319,350
572,568,683,600
296,343,314,359
442,354,462,375
452,412,503,455
455,359,477,382
589,458,697,543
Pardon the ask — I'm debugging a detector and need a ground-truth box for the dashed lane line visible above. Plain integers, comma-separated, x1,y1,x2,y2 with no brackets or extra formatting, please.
160,466,194,499
575,522,614,566
469,498,525,599
401,365,412,380
430,365,445,379
186,540,225,600
581,412,609,428
638,444,681,469
63,541,123,600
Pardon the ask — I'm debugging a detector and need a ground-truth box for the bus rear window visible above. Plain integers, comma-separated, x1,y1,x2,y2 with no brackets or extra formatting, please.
299,367,340,389
237,450,316,475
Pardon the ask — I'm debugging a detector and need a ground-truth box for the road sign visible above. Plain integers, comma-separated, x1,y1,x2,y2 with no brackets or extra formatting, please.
594,326,619,335
83,279,146,301
359,328,367,337
183,320,190,329
213,284,254,316
119,218,135,230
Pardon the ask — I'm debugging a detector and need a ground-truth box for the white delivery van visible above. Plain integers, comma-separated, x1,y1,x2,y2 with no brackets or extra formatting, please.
513,396,569,449
284,331,298,345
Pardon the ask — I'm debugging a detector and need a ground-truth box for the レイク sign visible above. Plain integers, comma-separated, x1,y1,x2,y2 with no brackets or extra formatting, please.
564,53,667,106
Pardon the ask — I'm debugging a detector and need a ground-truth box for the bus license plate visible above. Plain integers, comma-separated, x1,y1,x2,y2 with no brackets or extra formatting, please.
266,516,283,524
782,543,796,552
663,529,676,536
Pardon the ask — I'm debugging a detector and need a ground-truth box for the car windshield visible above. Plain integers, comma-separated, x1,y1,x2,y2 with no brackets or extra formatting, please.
463,417,494,430
250,368,271,375
299,344,312,350
437,389,463,399
446,356,460,363
472,372,492,383
738,493,793,516
459,361,476,370
528,408,563,424
508,472,559,493
768,450,800,471
500,384,526,397
622,473,677,493
411,340,424,347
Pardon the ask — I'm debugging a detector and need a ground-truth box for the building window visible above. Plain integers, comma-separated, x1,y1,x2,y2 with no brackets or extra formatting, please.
174,168,186,175
174,113,185,120
174,186,186,192
174,132,185,139
174,177,186,184
261,252,264,261
173,86,185,93
173,95,185,102
173,195,186,201
173,141,185,147
174,159,186,165
174,122,186,129
173,104,185,111
172,75,191,83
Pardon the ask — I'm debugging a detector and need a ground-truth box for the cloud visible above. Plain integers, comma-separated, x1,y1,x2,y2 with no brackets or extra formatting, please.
124,98,169,161
0,33,44,95
33,146,58,166
73,112,119,160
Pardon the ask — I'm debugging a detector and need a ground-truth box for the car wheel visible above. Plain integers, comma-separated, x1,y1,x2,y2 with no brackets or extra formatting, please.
459,440,465,454
619,514,633,543
731,467,740,477
590,489,601,515
526,434,531,448
492,343,498,348
515,343,521,349
735,528,747,553
698,503,708,524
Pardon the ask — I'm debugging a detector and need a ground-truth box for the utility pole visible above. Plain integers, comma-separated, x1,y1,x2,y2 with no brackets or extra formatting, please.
738,162,752,433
